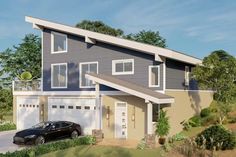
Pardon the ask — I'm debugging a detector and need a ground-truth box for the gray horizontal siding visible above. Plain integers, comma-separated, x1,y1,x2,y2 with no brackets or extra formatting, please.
166,59,198,90
43,29,163,91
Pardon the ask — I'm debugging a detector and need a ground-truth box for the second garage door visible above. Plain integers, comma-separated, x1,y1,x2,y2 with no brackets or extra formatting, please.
48,97,96,135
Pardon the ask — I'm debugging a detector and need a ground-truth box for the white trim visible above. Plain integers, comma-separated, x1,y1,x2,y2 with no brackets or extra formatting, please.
115,101,128,139
47,96,96,99
163,58,166,92
86,74,175,104
13,90,130,96
25,16,202,65
148,65,160,88
100,95,103,130
51,31,68,54
41,31,44,91
147,101,153,134
165,89,215,92
112,59,134,75
79,61,99,88
51,63,68,89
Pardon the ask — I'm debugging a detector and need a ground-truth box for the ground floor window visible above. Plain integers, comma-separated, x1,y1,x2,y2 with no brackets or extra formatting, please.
152,104,160,122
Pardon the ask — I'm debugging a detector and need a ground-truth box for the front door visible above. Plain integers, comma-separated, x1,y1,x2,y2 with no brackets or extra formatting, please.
115,102,127,138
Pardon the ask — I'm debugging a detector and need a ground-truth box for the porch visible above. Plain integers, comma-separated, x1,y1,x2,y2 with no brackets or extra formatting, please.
86,73,174,143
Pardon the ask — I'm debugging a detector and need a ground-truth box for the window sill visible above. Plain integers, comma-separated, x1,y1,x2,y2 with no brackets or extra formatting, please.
51,50,67,54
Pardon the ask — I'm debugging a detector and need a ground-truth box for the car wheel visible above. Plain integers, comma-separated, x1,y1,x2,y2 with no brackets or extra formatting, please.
71,130,78,139
35,136,45,145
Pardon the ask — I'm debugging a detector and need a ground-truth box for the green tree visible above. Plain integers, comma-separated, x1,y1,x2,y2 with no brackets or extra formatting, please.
76,20,167,47
124,30,167,48
76,20,124,37
0,89,13,113
0,34,41,82
192,50,236,123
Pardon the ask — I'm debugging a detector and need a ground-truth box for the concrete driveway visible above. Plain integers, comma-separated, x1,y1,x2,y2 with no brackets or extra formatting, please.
0,130,24,153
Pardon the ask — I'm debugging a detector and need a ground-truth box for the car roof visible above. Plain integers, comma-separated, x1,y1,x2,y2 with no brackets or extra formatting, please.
44,121,73,124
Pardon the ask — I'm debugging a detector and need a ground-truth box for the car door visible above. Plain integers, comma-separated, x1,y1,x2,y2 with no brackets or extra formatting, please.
60,122,72,138
45,122,62,140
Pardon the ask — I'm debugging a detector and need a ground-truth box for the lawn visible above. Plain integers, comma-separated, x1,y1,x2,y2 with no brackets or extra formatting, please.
39,145,163,157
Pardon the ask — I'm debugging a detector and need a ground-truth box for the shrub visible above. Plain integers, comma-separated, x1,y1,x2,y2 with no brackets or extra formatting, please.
181,119,198,131
0,122,16,132
189,116,202,127
172,133,187,141
178,138,208,157
200,108,211,118
0,135,96,157
136,138,148,150
195,125,236,150
201,114,218,126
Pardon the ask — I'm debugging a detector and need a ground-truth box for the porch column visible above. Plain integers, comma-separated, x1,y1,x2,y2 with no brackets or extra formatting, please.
95,82,101,129
145,100,156,148
146,100,153,134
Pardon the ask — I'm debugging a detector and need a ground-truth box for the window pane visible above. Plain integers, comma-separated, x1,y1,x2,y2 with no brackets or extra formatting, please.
124,62,132,72
90,63,97,73
59,65,66,87
53,33,66,52
53,65,59,87
151,67,159,86
81,64,89,86
115,62,123,72
81,63,97,87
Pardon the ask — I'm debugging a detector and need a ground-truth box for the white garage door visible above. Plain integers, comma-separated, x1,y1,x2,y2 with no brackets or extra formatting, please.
48,97,96,135
17,97,40,130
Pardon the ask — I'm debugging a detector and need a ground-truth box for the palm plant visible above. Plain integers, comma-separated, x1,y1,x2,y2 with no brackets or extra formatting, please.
156,109,170,144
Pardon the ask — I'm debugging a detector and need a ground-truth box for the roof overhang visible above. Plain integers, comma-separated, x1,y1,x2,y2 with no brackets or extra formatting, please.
25,16,202,65
86,73,174,104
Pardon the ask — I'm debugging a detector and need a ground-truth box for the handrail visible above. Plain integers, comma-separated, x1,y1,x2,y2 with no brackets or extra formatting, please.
13,80,41,91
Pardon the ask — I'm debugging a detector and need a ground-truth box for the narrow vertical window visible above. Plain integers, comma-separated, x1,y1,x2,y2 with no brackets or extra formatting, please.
185,66,190,86
149,65,160,87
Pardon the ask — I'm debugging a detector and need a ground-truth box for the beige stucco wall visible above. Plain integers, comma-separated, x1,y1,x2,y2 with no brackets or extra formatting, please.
102,95,147,140
165,90,213,136
13,96,17,124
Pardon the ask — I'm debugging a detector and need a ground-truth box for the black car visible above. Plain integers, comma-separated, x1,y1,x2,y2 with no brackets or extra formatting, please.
13,121,81,145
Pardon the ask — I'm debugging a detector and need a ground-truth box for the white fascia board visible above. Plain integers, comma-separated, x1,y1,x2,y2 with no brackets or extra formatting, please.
13,91,130,96
25,16,202,65
86,74,175,104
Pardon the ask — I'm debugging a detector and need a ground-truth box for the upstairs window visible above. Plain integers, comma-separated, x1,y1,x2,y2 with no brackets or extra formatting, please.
51,63,67,88
80,62,98,88
51,31,67,53
112,59,134,75
185,66,190,86
149,65,160,87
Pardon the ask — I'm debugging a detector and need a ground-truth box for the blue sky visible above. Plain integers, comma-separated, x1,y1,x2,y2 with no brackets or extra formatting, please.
0,0,236,59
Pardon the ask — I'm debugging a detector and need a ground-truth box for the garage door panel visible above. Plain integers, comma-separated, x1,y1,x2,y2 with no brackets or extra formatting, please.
17,97,39,130
48,98,96,135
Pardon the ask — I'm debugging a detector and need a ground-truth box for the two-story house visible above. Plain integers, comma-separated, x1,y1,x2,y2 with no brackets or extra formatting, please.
12,16,213,141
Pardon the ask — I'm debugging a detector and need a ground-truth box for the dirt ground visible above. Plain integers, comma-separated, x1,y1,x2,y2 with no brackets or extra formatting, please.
227,123,236,132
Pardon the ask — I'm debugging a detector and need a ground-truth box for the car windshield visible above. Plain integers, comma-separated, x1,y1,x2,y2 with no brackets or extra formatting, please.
32,122,51,129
